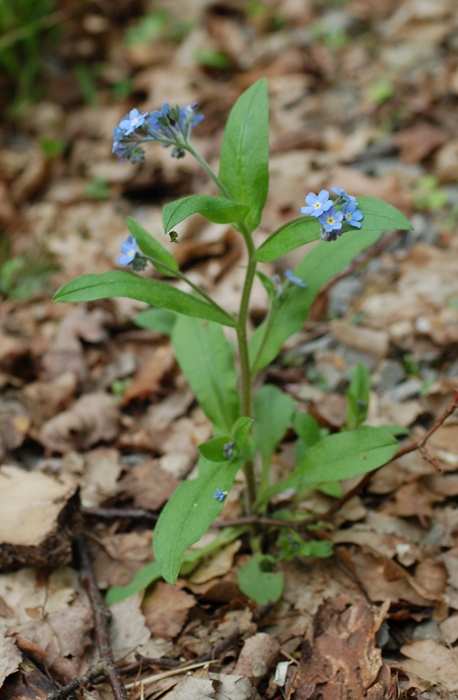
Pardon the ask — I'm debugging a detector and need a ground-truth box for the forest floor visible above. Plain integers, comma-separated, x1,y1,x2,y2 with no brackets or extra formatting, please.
1,0,458,698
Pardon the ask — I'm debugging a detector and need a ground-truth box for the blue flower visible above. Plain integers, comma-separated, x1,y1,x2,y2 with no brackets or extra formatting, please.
118,235,139,265
285,270,307,288
343,201,364,228
147,103,204,143
301,190,333,218
118,108,148,136
318,206,344,233
214,489,227,502
331,186,357,204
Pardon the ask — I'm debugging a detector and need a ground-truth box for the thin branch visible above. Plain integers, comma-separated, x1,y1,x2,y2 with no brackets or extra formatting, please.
76,536,128,700
82,506,158,521
47,662,106,700
323,389,458,521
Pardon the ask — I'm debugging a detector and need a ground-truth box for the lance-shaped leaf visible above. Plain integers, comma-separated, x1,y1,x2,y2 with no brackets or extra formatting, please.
260,426,398,504
353,196,413,233
255,217,321,263
250,228,387,373
127,217,178,276
154,456,242,584
218,78,269,233
53,271,236,327
172,316,240,435
162,195,249,233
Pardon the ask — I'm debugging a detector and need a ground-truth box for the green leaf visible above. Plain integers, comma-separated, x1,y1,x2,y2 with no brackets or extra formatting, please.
127,217,178,276
106,525,247,604
172,316,240,435
106,562,162,606
237,554,283,604
218,78,269,233
162,195,249,233
253,385,295,486
53,271,236,327
154,456,242,584
250,229,386,373
293,412,321,449
262,426,398,503
134,308,176,336
255,217,321,263
356,196,413,233
199,436,231,462
232,416,253,451
346,363,371,429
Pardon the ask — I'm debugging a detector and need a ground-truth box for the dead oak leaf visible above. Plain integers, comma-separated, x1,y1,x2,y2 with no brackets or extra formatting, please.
117,459,178,511
289,598,384,700
396,639,458,693
143,582,195,640
39,393,120,453
10,599,93,683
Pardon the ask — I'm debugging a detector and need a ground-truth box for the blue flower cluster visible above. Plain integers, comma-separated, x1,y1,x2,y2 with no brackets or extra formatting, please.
301,187,363,242
112,103,204,164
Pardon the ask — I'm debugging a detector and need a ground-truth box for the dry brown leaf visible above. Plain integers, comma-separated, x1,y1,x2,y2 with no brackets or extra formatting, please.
24,372,78,425
143,582,195,640
109,593,173,663
79,447,122,508
0,635,21,687
188,541,242,585
396,639,458,692
234,632,280,687
330,319,389,359
381,480,443,525
39,392,120,453
288,598,384,700
119,344,175,406
118,459,178,511
10,598,93,683
89,530,153,589
41,307,109,382
395,126,448,164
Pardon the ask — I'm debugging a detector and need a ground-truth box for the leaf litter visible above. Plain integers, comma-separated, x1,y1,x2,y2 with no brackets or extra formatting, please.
2,0,458,697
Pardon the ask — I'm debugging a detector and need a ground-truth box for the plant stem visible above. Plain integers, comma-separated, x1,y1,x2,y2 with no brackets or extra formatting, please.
236,242,258,511
185,143,258,510
185,144,232,200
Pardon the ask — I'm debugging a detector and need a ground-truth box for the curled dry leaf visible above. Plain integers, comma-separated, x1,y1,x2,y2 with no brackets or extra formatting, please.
9,599,93,684
39,392,120,453
117,459,179,511
0,636,22,687
234,632,280,686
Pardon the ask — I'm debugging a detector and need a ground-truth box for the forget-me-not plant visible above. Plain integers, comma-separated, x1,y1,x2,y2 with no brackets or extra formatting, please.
54,80,414,603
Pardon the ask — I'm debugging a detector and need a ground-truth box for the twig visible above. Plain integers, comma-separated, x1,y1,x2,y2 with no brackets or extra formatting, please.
76,536,128,700
323,388,458,521
47,661,106,700
82,506,158,521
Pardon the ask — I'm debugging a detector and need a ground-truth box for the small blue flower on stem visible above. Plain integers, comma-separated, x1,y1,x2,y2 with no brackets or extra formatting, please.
301,190,333,218
331,186,357,204
118,235,139,265
285,270,307,288
119,108,148,136
214,489,227,502
318,207,344,233
343,201,364,228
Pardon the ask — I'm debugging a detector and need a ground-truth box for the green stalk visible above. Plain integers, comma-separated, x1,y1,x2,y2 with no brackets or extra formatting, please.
185,142,258,510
